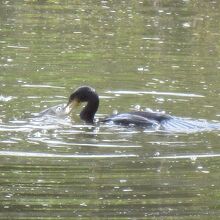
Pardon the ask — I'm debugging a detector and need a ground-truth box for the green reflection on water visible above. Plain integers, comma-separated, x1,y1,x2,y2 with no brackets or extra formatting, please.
1,0,220,219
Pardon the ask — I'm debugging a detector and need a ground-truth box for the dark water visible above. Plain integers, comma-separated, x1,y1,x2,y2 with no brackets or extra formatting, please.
1,1,220,219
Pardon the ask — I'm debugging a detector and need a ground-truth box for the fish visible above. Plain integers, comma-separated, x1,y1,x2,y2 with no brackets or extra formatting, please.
36,104,71,117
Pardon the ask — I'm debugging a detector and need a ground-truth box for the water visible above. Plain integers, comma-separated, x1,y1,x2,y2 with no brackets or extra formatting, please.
1,0,220,219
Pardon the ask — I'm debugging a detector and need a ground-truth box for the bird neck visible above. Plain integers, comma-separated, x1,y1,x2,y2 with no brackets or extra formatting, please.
80,95,99,123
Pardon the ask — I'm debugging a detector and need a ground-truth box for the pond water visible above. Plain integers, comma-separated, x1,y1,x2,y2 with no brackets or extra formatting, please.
1,0,220,219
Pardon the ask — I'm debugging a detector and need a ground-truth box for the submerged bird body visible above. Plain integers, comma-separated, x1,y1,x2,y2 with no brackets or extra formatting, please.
102,111,172,127
67,86,172,127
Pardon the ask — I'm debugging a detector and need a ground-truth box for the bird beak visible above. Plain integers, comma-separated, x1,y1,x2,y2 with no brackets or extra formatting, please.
65,99,80,114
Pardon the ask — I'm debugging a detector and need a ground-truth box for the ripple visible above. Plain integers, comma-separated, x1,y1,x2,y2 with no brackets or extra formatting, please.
0,151,138,158
142,37,161,40
107,90,204,97
152,154,220,159
7,45,29,49
21,84,65,89
30,139,142,148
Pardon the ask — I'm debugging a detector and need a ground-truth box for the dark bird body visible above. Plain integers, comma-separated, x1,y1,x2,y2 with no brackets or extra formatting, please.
102,111,172,127
67,86,172,127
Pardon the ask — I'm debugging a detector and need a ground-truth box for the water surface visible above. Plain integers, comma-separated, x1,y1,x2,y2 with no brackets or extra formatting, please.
1,1,220,219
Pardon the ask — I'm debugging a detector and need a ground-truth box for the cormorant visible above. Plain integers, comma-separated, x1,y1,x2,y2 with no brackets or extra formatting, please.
66,86,171,127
